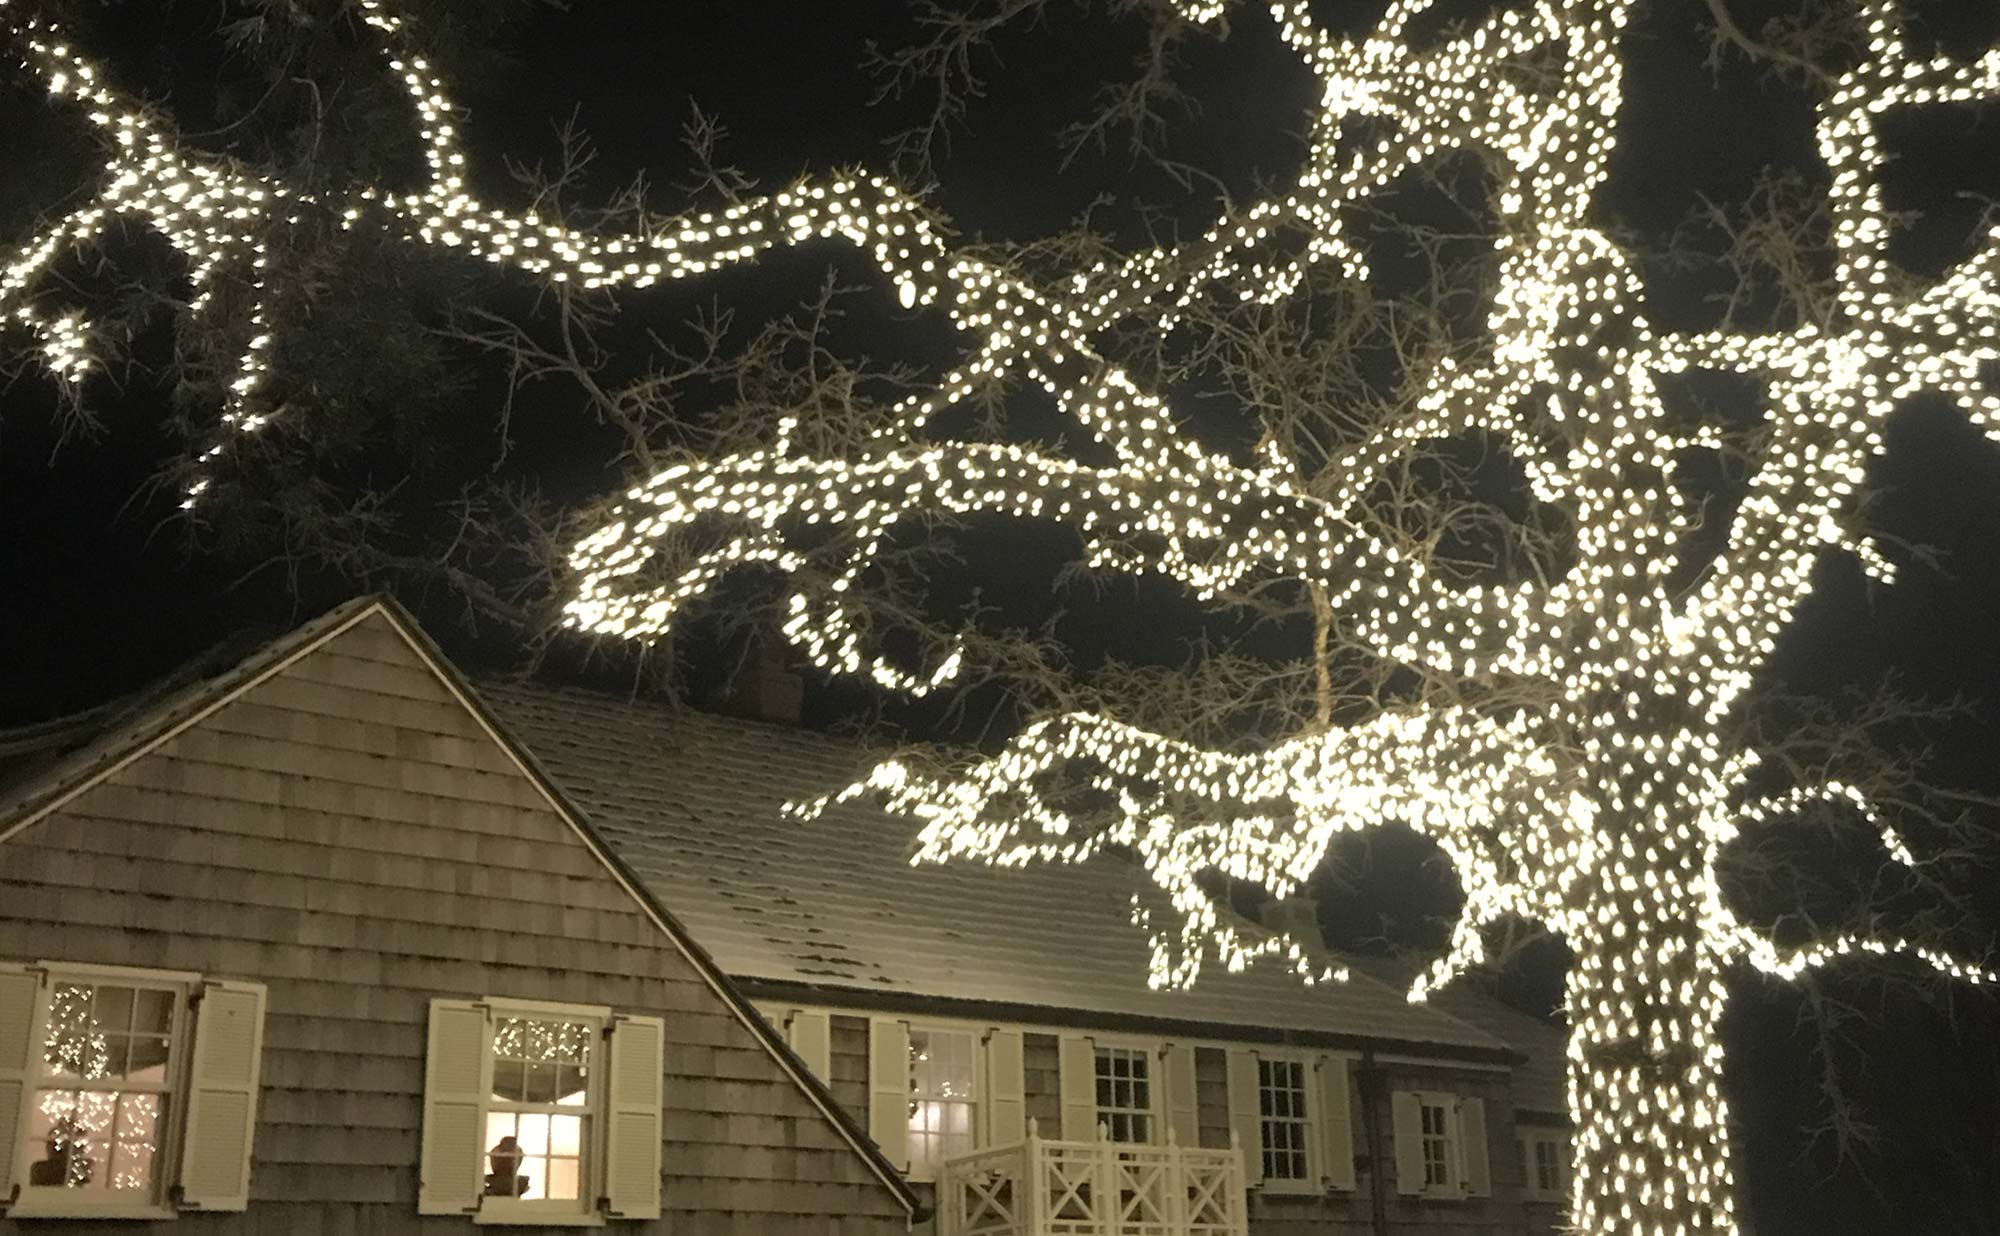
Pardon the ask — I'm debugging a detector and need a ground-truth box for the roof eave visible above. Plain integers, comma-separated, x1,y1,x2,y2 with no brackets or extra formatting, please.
731,975,1522,1066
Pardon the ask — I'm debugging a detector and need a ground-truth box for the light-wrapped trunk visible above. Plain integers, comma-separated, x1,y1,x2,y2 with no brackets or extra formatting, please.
1566,885,1738,1234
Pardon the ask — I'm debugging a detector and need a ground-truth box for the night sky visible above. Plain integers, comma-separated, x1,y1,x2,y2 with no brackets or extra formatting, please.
4,2,2000,1231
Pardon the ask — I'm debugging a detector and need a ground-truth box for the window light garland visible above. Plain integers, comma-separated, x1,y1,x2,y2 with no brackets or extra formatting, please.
5,0,1998,1230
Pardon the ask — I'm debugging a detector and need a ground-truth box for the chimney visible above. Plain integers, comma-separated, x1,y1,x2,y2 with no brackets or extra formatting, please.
714,637,804,726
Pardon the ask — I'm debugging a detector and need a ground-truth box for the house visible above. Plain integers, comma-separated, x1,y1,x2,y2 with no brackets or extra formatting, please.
0,596,1573,1236
477,659,1577,1234
0,597,917,1233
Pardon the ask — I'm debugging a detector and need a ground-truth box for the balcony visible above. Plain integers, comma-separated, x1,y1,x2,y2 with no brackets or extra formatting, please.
937,1121,1248,1236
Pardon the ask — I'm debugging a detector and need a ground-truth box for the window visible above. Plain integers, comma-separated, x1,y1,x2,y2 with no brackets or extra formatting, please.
1257,1057,1310,1183
1533,1138,1561,1193
1094,1046,1153,1143
1419,1100,1453,1191
1392,1089,1486,1199
26,977,183,1205
485,1015,594,1206
1519,1128,1567,1199
1,961,267,1219
420,997,664,1223
906,1027,977,1181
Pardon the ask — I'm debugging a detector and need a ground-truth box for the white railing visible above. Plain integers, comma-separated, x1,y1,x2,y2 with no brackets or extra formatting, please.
937,1120,1248,1236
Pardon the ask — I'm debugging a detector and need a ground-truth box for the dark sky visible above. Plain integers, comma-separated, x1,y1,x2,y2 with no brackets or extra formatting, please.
4,2,2000,1231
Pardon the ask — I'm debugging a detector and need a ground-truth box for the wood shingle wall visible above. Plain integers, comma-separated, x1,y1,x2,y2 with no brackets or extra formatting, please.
0,610,909,1236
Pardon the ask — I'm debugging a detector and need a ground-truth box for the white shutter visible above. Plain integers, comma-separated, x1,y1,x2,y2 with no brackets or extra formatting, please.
1224,1048,1262,1185
1315,1055,1355,1191
984,1029,1026,1147
787,1010,831,1081
1163,1044,1198,1147
603,1013,665,1219
0,964,42,1201
868,1019,910,1172
1056,1035,1098,1141
177,981,267,1210
1390,1090,1425,1196
1457,1096,1490,1197
419,999,489,1214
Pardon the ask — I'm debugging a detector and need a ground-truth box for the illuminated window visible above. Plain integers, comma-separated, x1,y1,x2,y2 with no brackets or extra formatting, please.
5,961,266,1219
484,1015,596,1207
1257,1057,1311,1182
906,1027,977,1181
1094,1046,1154,1143
421,996,664,1221
26,977,183,1207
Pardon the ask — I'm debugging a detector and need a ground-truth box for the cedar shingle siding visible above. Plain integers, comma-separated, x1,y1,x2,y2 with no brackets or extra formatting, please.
0,607,910,1235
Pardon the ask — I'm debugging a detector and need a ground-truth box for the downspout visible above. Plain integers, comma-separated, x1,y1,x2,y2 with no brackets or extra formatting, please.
1357,1048,1391,1236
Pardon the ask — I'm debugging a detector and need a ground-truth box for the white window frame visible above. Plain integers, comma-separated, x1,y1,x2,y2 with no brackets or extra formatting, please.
1091,1041,1159,1144
1518,1127,1567,1201
1412,1089,1463,1199
7,962,201,1221
904,1023,981,1183
1252,1050,1317,1194
472,997,610,1228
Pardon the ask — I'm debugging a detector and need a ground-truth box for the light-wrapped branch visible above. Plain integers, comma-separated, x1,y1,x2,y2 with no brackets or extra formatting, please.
795,701,1577,992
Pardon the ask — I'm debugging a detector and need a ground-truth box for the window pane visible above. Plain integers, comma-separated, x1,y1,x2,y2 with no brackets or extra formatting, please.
492,1060,525,1103
550,1114,583,1158
28,1092,96,1188
547,1155,581,1202
107,1093,161,1192
517,1112,551,1156
484,1112,530,1197
556,1064,588,1106
132,988,174,1037
126,1035,171,1081
525,1061,560,1105
493,1017,592,1067
42,985,109,1080
94,986,135,1034
520,1156,549,1201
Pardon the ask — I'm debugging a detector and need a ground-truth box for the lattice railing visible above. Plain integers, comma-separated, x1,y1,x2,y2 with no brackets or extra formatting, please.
938,1122,1247,1236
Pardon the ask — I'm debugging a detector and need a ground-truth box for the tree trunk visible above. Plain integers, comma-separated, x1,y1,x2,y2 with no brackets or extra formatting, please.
1565,910,1737,1235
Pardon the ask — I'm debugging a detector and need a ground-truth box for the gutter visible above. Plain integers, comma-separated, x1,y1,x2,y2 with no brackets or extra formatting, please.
732,976,1518,1066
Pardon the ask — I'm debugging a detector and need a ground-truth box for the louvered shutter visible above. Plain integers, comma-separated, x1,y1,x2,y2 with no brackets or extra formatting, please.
1163,1044,1198,1147
1389,1090,1425,1195
177,981,267,1210
603,1014,664,1219
0,964,42,1201
1225,1048,1262,1185
1056,1035,1097,1141
984,1029,1026,1147
868,1019,910,1172
787,1010,831,1081
419,999,489,1214
1457,1096,1490,1197
1314,1054,1355,1191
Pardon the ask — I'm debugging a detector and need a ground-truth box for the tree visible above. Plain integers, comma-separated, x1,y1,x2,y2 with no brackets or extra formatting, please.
4,0,1999,1231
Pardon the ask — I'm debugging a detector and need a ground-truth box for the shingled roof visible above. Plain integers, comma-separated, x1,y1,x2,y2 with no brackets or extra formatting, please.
479,679,1516,1060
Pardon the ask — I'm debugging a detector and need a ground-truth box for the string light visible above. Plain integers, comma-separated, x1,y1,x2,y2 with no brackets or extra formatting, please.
5,1,1998,1230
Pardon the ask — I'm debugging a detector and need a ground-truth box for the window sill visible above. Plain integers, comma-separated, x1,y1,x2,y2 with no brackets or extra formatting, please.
5,1199,177,1221
474,1203,605,1227
1256,1180,1322,1197
1410,1189,1470,1203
